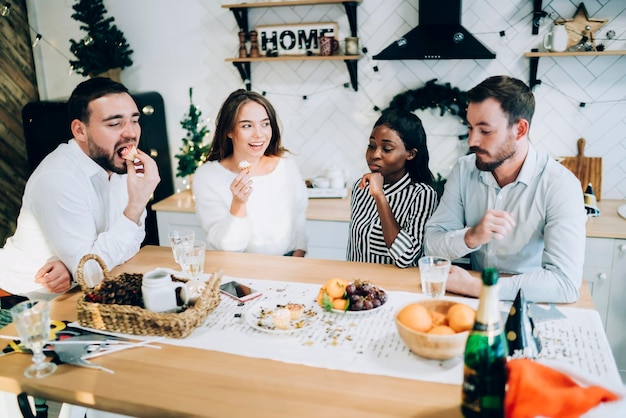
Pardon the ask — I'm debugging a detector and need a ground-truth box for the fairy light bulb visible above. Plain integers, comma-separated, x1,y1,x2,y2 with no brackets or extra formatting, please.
83,35,94,46
1,3,10,17
32,34,42,47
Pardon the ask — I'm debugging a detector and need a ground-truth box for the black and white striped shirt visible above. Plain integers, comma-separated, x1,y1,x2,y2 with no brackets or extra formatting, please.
346,173,437,268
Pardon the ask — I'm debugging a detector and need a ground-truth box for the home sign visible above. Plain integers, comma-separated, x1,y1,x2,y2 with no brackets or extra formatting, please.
256,22,338,56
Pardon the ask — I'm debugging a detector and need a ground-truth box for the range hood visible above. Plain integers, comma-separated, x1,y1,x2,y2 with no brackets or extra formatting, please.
373,0,495,60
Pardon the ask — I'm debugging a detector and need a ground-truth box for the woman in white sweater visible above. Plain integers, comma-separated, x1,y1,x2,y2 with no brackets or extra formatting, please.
193,90,308,256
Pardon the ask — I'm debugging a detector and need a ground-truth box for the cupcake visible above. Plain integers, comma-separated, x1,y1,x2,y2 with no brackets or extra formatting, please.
286,303,304,320
271,308,291,329
238,160,252,174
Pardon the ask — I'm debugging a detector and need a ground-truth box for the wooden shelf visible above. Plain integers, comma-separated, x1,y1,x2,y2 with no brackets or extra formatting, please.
525,50,626,57
226,55,362,63
222,1,361,91
222,1,362,9
226,55,361,92
526,49,626,88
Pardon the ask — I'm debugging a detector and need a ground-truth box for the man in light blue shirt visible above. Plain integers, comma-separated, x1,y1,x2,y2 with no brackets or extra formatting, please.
424,76,586,303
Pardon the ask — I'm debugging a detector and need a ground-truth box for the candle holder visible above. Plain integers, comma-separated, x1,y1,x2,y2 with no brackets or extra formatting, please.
238,31,248,58
249,31,260,58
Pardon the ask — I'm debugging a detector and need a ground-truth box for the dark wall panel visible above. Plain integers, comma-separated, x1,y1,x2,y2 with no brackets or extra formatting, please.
21,92,174,246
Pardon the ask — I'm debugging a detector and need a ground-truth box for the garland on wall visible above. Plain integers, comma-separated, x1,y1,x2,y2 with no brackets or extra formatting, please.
385,78,469,139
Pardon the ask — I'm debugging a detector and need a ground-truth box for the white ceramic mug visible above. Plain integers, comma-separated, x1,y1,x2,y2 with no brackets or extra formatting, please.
544,24,568,52
142,268,189,312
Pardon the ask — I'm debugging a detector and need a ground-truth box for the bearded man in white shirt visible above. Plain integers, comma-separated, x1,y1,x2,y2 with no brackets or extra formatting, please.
0,77,160,323
424,75,586,303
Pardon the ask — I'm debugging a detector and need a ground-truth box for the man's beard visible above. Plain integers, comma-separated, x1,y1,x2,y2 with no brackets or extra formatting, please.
87,134,128,175
470,140,516,172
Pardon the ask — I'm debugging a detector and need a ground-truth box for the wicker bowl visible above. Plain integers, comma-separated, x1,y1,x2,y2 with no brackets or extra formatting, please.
395,300,470,360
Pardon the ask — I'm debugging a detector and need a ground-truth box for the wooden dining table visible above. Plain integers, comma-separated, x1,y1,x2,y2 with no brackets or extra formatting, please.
0,246,595,417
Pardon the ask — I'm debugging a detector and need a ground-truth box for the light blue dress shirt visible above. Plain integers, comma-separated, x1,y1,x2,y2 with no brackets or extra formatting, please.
424,144,587,303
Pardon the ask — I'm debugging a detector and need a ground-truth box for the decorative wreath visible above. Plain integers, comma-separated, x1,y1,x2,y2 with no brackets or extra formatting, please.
385,78,469,134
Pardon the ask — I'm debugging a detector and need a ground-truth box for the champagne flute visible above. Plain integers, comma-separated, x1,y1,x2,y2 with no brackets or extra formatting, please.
179,240,206,280
10,300,57,379
168,229,195,270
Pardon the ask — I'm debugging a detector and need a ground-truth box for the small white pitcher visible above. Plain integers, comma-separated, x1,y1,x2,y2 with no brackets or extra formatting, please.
142,268,189,313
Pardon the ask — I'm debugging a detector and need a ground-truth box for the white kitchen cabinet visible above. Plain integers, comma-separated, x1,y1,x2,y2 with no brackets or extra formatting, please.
154,210,206,247
583,200,626,383
583,238,613,326
605,239,626,383
155,211,350,261
153,191,352,258
306,220,349,261
584,237,626,383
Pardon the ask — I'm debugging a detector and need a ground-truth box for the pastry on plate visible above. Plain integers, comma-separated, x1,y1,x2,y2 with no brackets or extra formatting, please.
271,307,291,329
286,303,304,320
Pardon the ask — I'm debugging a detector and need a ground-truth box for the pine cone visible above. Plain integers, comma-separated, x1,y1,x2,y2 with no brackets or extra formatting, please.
85,273,144,307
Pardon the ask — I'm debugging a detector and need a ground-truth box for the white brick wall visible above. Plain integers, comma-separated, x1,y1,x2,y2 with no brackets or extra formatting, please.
30,0,626,198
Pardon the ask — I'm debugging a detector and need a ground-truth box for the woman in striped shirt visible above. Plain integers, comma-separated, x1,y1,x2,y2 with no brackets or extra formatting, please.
347,109,438,268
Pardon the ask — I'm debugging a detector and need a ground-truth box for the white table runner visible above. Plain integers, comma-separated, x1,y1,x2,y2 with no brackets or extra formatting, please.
87,276,621,387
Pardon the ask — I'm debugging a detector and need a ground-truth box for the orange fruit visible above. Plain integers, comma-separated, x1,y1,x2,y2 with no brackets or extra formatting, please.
429,310,448,326
397,303,432,333
447,303,476,333
323,278,348,299
428,325,455,335
332,298,348,311
316,288,325,307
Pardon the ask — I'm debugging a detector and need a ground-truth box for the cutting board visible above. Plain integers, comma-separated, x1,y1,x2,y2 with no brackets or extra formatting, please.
559,138,603,200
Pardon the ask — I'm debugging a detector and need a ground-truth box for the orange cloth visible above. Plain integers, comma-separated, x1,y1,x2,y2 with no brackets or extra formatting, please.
505,359,620,418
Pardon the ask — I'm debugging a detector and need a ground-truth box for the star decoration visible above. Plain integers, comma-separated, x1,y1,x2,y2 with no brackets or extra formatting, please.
555,2,608,51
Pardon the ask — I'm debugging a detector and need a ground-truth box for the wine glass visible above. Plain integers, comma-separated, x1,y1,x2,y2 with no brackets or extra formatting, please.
168,229,195,270
179,240,206,280
10,300,57,379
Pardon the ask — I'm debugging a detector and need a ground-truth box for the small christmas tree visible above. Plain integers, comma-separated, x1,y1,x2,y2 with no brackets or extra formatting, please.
69,0,133,77
175,88,211,178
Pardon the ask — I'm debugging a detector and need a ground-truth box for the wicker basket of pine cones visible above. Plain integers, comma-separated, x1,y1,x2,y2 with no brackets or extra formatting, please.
75,254,221,338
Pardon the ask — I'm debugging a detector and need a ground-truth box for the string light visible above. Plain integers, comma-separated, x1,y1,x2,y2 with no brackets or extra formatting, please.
32,33,42,48
3,2,75,67
1,3,10,17
539,81,626,108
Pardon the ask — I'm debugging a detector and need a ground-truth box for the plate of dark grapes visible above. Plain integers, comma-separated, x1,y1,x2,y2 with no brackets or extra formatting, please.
332,280,388,314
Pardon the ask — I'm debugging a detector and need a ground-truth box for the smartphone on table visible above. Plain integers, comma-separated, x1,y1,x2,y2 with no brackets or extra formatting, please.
219,280,262,302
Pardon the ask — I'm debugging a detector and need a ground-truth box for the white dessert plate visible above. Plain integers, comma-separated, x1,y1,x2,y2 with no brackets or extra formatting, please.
331,300,389,315
331,305,386,315
245,302,319,334
618,204,626,220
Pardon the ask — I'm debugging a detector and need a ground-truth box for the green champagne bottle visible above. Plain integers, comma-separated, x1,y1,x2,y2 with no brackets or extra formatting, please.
461,268,508,417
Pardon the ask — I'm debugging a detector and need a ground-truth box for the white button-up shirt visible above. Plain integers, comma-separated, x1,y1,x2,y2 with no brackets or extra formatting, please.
0,140,145,296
